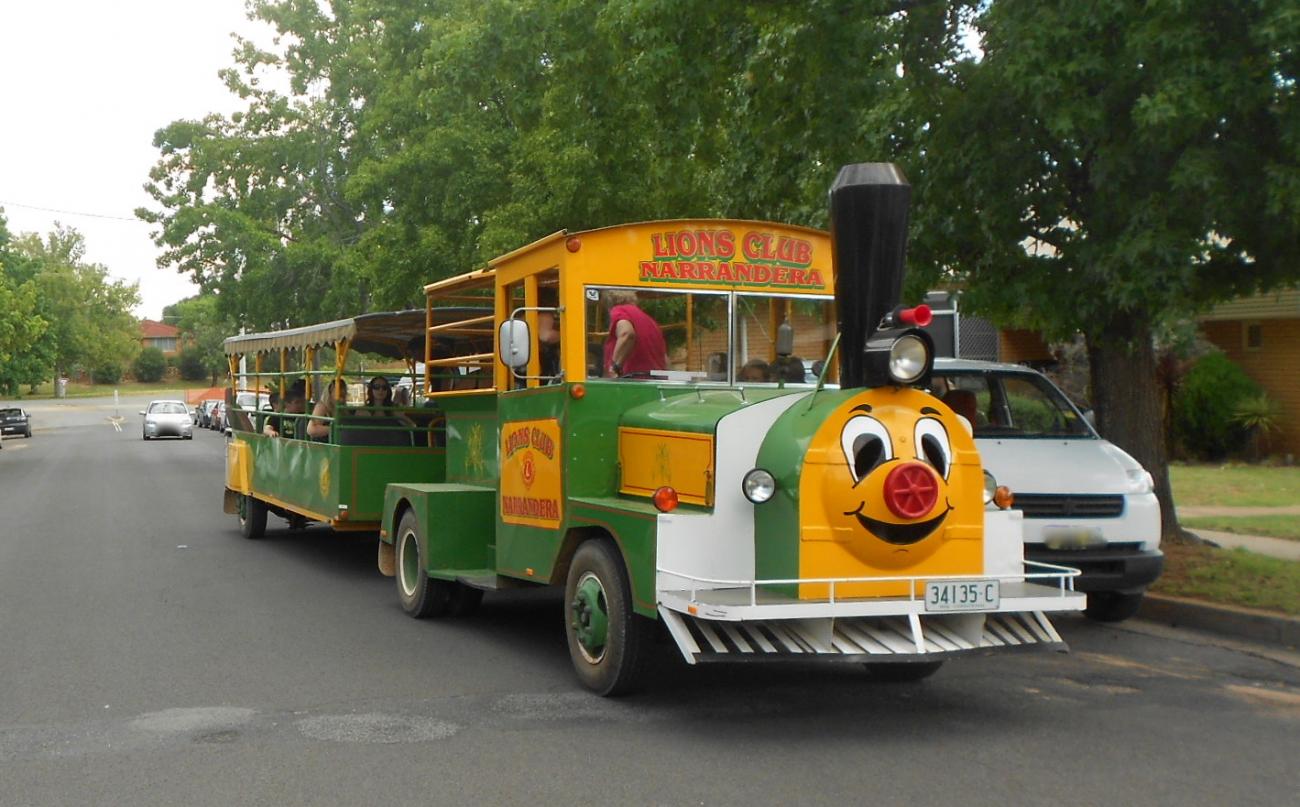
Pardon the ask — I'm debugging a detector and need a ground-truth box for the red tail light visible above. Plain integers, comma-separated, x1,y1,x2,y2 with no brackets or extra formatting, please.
653,486,679,512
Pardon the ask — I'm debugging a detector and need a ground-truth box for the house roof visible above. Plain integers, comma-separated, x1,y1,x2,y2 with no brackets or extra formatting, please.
1201,287,1300,321
140,319,180,338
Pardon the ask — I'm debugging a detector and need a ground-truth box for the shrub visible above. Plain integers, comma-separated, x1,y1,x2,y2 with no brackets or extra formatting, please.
1172,352,1261,460
177,350,208,382
133,347,168,383
91,362,123,385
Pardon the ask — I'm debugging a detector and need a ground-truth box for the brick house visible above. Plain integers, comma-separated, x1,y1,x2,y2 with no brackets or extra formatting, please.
1199,287,1300,458
139,319,181,357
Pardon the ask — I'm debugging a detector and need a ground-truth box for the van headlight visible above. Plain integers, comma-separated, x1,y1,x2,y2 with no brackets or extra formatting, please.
983,470,997,505
742,469,776,504
1125,468,1154,494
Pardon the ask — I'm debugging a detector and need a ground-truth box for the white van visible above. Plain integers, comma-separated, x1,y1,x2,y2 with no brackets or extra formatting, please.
931,359,1163,622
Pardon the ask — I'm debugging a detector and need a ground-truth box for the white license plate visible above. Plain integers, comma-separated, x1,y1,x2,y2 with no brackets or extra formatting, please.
924,579,1000,612
1043,526,1106,550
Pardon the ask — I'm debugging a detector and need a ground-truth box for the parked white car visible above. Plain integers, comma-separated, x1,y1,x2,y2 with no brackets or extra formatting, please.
931,359,1163,622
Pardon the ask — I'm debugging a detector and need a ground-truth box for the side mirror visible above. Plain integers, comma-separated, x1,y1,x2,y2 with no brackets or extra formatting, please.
138,410,146,416
498,319,531,369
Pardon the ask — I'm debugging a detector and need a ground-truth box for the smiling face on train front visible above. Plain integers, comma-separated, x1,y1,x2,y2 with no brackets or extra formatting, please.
797,387,985,596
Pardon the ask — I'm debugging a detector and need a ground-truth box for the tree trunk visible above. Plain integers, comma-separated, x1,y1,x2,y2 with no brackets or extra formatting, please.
1086,319,1181,543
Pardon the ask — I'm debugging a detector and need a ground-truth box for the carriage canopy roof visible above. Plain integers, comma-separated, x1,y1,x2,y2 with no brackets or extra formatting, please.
222,308,487,359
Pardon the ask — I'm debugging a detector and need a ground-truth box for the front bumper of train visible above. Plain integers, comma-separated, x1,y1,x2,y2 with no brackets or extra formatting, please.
656,561,1085,664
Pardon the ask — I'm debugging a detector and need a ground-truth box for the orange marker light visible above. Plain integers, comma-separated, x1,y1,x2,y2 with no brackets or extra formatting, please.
994,486,1015,510
569,383,586,400
565,236,582,253
653,486,679,513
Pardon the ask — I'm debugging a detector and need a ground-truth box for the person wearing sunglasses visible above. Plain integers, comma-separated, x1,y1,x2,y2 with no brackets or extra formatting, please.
357,376,415,428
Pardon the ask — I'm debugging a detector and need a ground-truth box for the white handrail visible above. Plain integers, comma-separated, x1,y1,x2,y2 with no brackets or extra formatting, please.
656,561,1081,607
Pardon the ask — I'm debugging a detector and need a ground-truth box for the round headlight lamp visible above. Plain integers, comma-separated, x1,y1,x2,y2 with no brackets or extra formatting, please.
983,470,997,505
888,334,930,384
742,468,776,504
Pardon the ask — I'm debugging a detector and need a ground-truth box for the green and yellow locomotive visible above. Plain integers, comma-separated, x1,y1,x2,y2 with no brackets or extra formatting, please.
225,162,1084,695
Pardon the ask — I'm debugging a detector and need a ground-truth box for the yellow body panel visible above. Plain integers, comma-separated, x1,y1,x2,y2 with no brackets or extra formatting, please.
798,387,985,598
499,418,564,528
225,438,251,494
618,427,714,506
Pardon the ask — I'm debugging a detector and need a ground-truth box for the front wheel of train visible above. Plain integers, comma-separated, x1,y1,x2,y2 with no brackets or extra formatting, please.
395,510,453,618
564,539,648,697
238,495,267,540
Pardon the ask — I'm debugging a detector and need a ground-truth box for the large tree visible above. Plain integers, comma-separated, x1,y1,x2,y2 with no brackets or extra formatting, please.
0,214,49,393
11,226,141,381
906,0,1300,539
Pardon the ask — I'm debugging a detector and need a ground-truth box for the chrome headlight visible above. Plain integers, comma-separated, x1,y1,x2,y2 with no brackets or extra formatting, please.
742,468,776,504
888,334,930,384
863,326,934,387
983,470,997,505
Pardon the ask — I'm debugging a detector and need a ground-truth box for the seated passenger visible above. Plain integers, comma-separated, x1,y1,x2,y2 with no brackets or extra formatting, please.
306,385,338,441
357,376,415,426
773,355,807,384
739,359,771,383
264,381,307,438
941,389,980,431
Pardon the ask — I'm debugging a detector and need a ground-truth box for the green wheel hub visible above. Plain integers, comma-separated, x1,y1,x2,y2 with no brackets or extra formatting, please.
570,572,609,662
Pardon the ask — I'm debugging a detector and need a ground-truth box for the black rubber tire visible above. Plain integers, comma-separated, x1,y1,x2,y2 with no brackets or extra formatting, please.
239,495,267,540
395,510,452,618
863,660,945,682
564,539,648,697
1084,591,1145,623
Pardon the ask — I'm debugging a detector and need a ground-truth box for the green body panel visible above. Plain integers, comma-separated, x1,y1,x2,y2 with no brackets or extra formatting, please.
618,387,803,435
753,388,859,595
244,431,446,521
569,496,660,618
384,482,496,577
375,380,811,619
439,395,499,485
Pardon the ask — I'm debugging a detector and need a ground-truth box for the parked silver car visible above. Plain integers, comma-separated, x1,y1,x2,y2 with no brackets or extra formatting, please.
141,400,194,440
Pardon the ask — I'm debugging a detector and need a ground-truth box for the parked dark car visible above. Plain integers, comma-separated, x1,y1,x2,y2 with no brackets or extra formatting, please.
196,399,219,428
0,408,32,438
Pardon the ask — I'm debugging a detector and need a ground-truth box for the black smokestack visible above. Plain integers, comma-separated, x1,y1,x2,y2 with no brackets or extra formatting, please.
829,163,911,388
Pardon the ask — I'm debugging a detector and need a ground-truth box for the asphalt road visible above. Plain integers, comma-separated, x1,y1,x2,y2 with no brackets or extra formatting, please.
1,395,1297,806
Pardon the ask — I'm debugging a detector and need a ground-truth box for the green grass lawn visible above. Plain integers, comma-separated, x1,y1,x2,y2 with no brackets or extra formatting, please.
3,379,215,400
1169,463,1300,508
1182,515,1300,542
1154,543,1300,615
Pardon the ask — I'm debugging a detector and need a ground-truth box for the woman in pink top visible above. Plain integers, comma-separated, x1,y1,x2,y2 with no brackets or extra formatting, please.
601,290,669,377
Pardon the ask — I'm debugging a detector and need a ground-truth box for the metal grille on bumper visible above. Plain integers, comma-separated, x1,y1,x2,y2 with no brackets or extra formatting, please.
1014,493,1124,518
659,608,1067,663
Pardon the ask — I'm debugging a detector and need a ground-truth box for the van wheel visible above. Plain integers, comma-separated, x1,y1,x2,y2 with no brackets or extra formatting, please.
1084,591,1144,623
396,510,452,618
863,660,945,682
239,495,267,540
564,539,648,696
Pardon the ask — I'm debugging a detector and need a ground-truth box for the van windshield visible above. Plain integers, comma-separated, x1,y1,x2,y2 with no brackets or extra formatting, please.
932,371,1092,438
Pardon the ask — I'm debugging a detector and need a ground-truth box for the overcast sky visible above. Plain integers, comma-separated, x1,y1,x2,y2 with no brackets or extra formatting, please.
0,1,271,318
